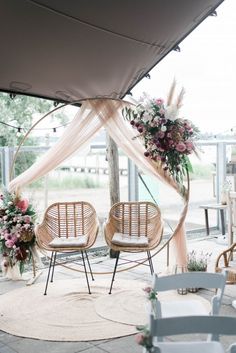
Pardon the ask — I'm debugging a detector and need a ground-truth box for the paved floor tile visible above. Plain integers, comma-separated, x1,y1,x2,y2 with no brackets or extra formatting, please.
97,335,142,353
7,339,93,353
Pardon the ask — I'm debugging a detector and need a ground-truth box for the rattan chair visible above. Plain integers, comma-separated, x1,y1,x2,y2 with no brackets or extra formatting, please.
104,201,163,293
215,191,236,284
35,201,99,295
215,242,236,284
227,191,236,246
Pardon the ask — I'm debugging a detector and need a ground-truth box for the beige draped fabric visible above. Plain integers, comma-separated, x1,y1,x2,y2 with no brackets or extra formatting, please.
9,98,188,267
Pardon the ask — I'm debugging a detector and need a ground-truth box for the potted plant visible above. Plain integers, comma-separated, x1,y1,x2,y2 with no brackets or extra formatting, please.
187,250,211,292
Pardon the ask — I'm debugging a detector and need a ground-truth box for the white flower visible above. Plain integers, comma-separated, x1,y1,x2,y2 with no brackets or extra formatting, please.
8,201,13,206
165,105,179,121
161,126,167,132
142,113,151,123
153,116,160,123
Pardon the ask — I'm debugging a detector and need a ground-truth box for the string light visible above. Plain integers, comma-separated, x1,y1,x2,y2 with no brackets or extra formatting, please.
9,93,16,100
173,45,181,52
210,10,217,16
0,120,70,133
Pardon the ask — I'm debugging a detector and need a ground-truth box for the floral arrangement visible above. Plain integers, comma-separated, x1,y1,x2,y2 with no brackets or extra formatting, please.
0,188,36,274
187,250,212,272
123,80,199,183
135,286,157,352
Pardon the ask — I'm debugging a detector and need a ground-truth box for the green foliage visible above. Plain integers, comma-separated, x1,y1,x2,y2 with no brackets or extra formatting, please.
187,250,211,271
189,163,215,180
0,92,69,179
29,175,104,189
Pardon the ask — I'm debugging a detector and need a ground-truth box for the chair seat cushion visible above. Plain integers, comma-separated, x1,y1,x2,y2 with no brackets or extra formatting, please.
49,235,88,248
155,341,224,353
160,299,210,317
111,233,148,246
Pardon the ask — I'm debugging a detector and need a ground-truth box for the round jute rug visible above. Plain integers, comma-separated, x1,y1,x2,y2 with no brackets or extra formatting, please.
0,278,211,341
0,278,148,341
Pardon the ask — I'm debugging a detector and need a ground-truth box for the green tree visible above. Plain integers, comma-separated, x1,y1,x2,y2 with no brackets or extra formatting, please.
0,93,68,179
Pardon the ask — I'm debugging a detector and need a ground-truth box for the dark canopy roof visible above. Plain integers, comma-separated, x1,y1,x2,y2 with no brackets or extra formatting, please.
0,0,224,103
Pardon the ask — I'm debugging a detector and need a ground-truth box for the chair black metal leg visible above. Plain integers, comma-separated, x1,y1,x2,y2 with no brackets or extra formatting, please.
81,250,91,294
50,252,57,282
85,250,94,281
147,250,154,275
109,251,120,294
44,251,54,295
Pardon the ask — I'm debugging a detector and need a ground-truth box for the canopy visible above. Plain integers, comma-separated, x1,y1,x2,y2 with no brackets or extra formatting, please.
0,0,224,102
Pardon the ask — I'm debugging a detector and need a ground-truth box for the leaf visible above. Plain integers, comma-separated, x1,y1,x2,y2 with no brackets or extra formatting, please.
184,156,193,173
166,78,176,106
19,261,24,274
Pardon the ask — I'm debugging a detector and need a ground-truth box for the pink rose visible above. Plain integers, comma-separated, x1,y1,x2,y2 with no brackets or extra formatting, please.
24,215,31,223
176,142,186,152
16,198,29,213
5,239,15,248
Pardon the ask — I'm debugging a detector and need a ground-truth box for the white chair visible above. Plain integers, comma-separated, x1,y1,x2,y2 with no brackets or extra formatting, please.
152,272,227,318
147,315,236,353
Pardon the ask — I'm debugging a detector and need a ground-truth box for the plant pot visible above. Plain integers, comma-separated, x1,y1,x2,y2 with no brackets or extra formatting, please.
188,287,199,293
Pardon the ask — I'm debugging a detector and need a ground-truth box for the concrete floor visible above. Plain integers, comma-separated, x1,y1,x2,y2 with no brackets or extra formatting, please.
0,234,236,353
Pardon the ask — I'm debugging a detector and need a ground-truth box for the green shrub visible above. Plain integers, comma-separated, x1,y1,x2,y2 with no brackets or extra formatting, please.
29,175,104,189
189,163,215,180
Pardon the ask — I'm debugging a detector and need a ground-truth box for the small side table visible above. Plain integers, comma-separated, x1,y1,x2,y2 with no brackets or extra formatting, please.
199,204,227,236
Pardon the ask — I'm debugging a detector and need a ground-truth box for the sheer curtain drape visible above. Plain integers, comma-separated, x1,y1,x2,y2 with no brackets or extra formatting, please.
9,98,188,267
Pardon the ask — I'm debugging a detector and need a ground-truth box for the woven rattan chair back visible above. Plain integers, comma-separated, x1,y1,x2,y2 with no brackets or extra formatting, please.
35,201,99,295
227,191,236,246
44,201,97,248
37,201,99,251
215,192,236,284
105,201,163,252
104,201,163,293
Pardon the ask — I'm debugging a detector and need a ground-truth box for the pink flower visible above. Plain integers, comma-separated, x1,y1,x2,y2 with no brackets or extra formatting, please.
157,131,165,139
24,215,31,223
176,142,186,152
155,98,164,106
135,333,145,345
143,286,152,294
16,198,29,213
5,239,15,248
185,140,194,151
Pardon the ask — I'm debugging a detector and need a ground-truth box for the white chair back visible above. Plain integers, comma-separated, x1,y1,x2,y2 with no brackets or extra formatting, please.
148,315,236,353
152,271,227,317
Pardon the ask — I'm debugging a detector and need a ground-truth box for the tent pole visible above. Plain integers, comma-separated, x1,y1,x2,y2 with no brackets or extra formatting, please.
106,132,120,258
